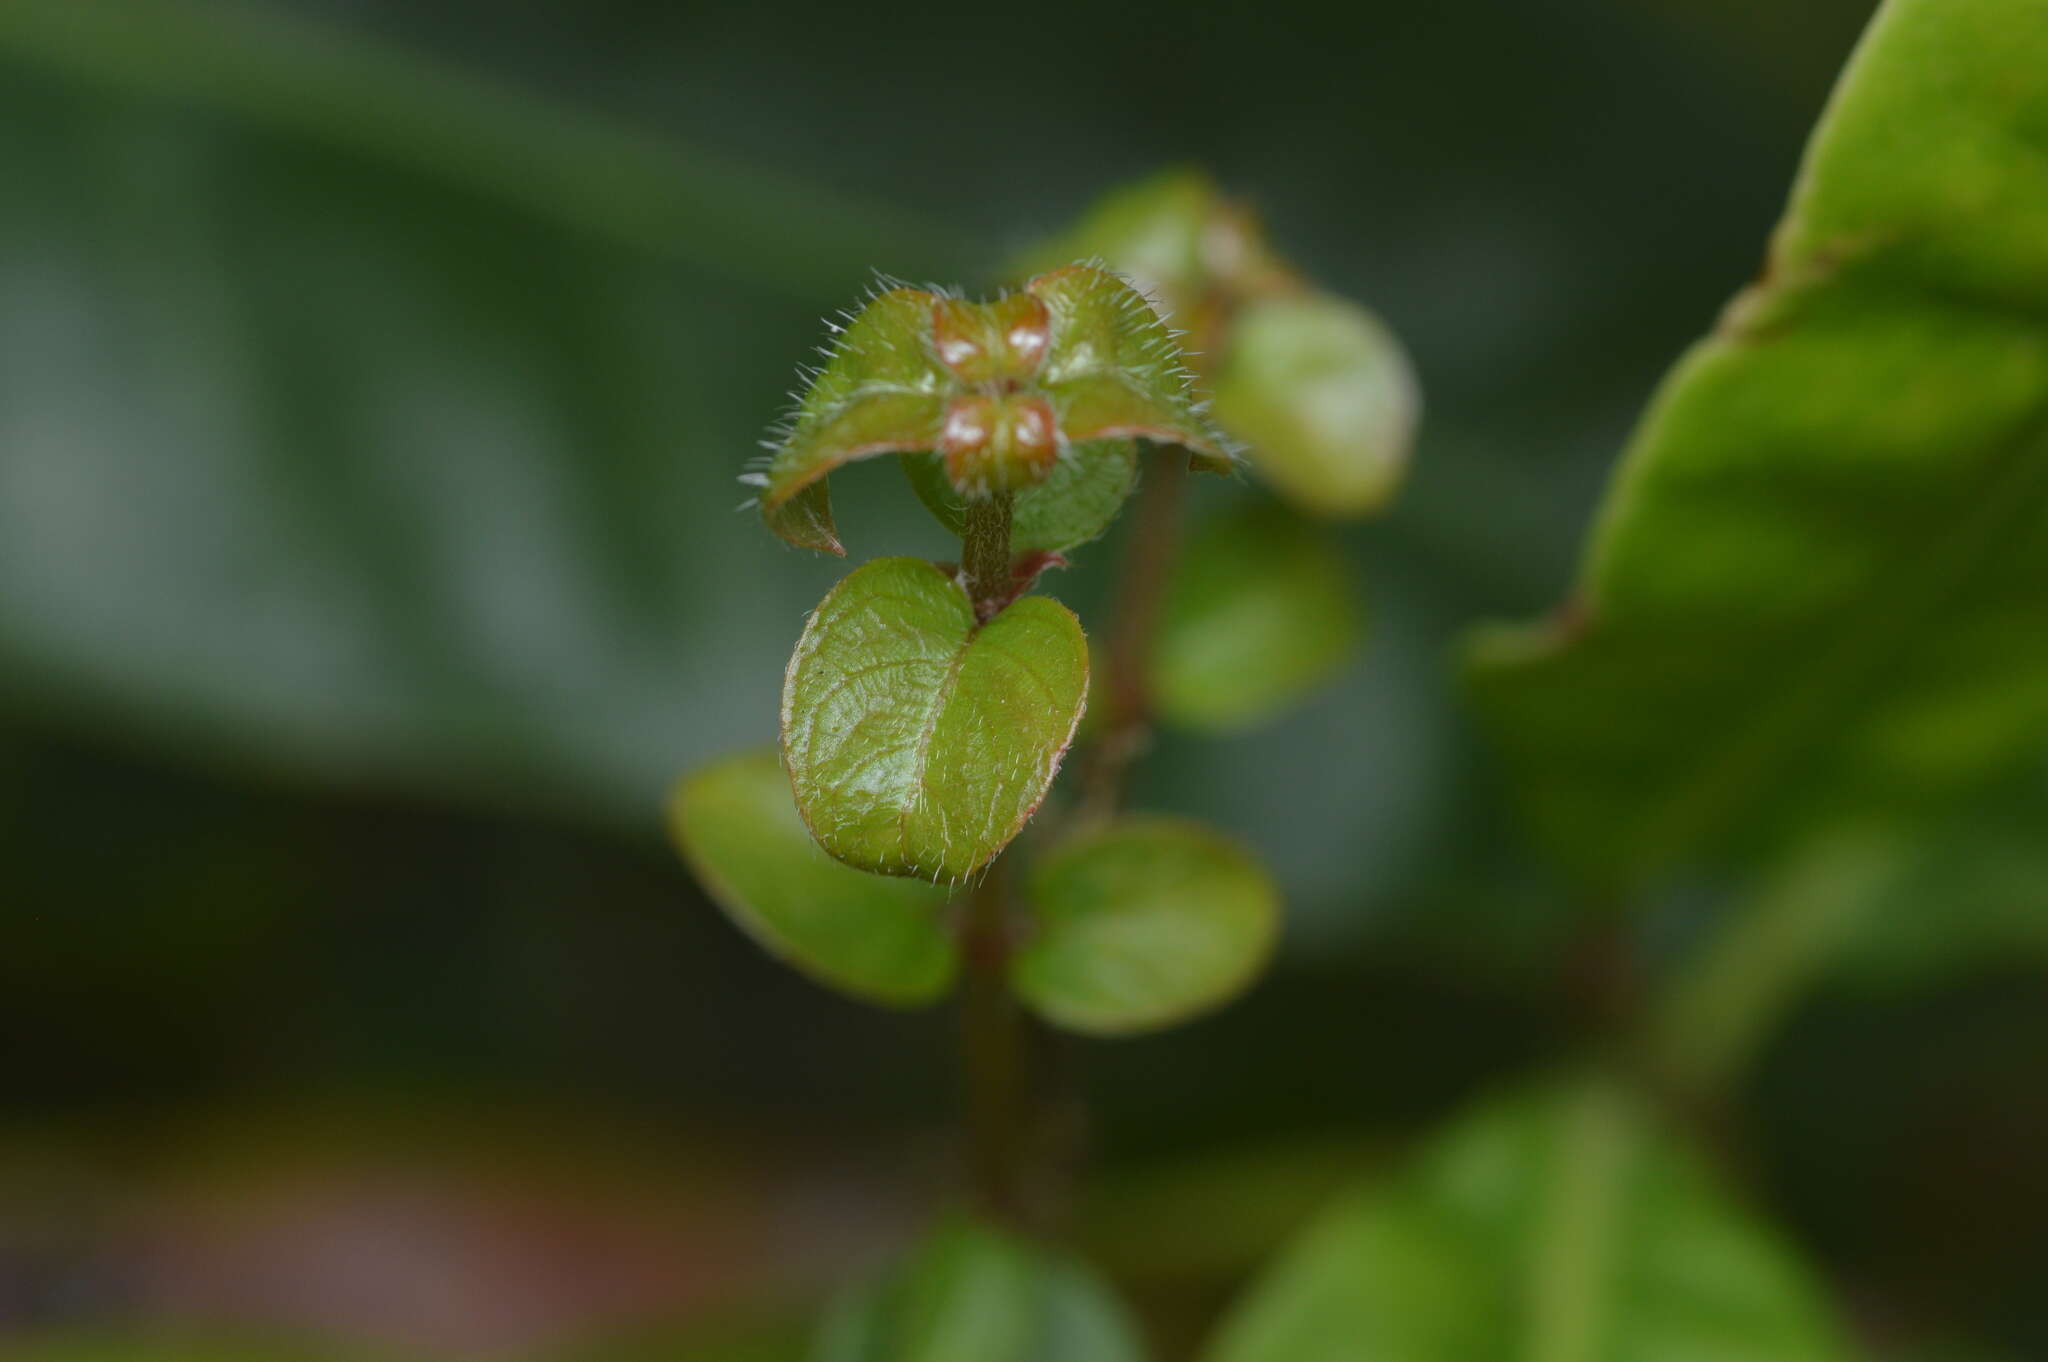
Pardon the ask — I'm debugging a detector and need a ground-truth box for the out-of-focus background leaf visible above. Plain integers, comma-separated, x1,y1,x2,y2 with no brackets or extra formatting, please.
1014,816,1279,1036
1467,0,2048,889
811,1216,1147,1362
1206,1079,1853,1362
3,0,2045,1358
1151,507,1362,732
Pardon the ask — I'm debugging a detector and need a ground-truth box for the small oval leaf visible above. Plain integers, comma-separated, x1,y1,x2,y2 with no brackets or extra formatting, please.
667,750,956,1006
813,1215,1147,1362
1015,169,1224,324
1013,816,1280,1036
1012,169,1290,337
1153,506,1364,731
900,441,1139,553
782,558,1089,883
1211,291,1419,518
1206,1078,1854,1362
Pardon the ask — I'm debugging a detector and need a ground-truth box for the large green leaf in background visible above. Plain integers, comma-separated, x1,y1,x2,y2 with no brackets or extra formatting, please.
1467,0,2048,886
1205,1078,1852,1362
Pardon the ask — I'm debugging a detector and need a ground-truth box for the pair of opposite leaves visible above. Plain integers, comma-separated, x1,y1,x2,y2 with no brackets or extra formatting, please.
672,748,1278,1033
751,262,1233,560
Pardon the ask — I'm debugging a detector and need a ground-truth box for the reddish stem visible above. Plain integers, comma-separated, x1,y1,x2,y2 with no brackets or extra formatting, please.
1080,448,1191,819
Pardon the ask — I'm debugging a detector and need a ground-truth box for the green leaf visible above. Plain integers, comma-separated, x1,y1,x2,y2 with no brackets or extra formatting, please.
1465,0,2048,886
1153,506,1364,731
1206,1078,1854,1362
782,558,1089,883
1212,292,1419,518
900,442,1140,554
757,288,952,554
1012,168,1285,328
813,1216,1146,1362
1031,264,1236,469
1018,173,1420,523
762,267,1226,552
665,748,955,1006
1012,816,1280,1035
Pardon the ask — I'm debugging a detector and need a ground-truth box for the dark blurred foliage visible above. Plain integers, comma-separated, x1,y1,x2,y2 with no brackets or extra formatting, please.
3,0,2044,1357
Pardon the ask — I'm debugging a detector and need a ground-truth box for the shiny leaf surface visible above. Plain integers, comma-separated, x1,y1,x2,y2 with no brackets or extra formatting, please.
782,558,1088,882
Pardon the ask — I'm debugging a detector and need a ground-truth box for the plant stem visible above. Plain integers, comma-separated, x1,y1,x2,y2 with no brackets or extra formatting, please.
961,492,1015,620
952,457,1185,1224
1649,828,1901,1104
1080,448,1191,819
959,854,1030,1223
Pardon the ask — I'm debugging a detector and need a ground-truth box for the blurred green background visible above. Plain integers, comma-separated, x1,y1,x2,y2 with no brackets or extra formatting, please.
3,0,2044,1358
